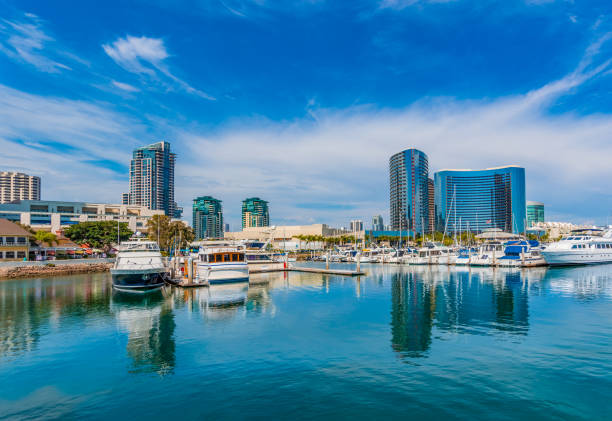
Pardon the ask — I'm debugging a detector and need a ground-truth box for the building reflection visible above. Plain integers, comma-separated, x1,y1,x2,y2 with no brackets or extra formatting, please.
390,266,531,359
111,290,175,375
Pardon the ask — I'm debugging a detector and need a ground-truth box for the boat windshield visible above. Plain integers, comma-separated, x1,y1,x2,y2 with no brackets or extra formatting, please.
119,242,159,252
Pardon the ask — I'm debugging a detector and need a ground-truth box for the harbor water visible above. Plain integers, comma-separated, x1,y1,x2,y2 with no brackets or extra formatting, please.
1,264,611,420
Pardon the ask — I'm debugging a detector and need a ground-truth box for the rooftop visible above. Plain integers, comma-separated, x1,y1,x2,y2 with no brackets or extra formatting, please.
0,218,32,236
435,165,524,173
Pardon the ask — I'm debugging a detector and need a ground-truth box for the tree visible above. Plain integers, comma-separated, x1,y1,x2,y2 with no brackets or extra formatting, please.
64,221,132,250
146,214,195,252
35,231,57,247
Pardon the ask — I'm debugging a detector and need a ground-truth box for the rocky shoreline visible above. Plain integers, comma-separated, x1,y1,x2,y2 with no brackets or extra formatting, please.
0,262,113,279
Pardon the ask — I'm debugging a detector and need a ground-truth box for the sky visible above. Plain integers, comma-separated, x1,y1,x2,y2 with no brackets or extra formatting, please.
1,0,612,230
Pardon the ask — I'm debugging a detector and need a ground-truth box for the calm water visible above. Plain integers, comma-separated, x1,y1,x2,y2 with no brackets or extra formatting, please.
1,264,611,420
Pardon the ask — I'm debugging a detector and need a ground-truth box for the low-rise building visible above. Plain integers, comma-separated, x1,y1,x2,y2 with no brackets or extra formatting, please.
0,218,31,261
0,200,164,234
225,224,353,243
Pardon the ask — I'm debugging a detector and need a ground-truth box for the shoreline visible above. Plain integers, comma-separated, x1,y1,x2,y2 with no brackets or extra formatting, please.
0,260,114,280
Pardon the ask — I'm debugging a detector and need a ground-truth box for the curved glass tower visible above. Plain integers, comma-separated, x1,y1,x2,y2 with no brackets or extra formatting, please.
242,197,270,229
389,149,430,234
434,166,526,234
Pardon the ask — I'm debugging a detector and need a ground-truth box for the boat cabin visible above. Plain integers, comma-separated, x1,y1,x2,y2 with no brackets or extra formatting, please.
200,252,245,263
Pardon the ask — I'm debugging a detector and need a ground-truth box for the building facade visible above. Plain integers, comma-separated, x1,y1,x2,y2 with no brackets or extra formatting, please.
241,197,269,229
350,220,364,232
428,178,435,233
372,215,384,231
526,201,545,227
389,149,430,234
193,196,223,239
126,141,179,217
0,200,163,234
434,166,526,234
0,172,41,204
0,219,31,261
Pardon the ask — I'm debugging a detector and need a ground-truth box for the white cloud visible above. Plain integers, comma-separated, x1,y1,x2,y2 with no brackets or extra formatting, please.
0,13,71,73
112,80,140,92
102,35,214,100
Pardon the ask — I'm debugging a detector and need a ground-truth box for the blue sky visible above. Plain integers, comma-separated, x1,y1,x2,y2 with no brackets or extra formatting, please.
1,0,612,229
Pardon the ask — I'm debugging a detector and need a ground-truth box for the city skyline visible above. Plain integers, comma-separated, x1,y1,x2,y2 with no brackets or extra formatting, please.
2,1,612,229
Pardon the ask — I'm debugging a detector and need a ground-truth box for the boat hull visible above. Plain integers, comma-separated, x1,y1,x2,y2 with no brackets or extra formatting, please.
197,263,250,284
541,251,612,266
111,270,166,293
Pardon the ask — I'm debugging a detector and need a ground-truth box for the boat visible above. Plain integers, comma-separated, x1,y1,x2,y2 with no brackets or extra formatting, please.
195,246,250,284
410,243,455,265
498,240,547,268
470,241,506,267
541,230,612,266
111,238,168,293
454,247,477,266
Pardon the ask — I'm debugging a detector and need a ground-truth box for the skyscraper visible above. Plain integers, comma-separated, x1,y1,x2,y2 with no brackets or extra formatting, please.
350,220,364,232
434,166,526,233
526,201,545,227
389,149,430,234
372,215,384,231
193,196,223,239
241,197,269,229
428,178,435,234
127,141,177,217
0,171,41,204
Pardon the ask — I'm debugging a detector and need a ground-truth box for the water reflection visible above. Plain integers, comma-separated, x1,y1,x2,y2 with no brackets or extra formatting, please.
111,290,175,375
170,282,249,321
391,266,532,359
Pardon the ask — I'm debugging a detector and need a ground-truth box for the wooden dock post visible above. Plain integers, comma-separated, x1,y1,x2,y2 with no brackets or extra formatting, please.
356,252,361,272
187,257,193,283
325,252,330,270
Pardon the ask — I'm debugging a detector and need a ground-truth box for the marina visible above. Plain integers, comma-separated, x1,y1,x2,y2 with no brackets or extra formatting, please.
1,264,611,419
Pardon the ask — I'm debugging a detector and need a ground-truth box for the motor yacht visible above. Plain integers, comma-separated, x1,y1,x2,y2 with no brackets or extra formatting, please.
196,246,249,284
111,238,167,293
498,240,547,268
470,242,506,267
541,230,612,266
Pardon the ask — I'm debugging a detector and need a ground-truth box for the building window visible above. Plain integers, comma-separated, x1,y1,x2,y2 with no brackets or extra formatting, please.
30,205,49,212
17,237,26,244
0,252,3,259
17,251,26,259
5,237,14,245
5,251,15,259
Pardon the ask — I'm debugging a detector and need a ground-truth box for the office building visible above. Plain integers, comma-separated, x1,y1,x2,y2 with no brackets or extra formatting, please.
0,200,163,233
127,141,178,217
428,178,435,233
0,172,41,204
193,196,223,239
526,201,545,227
372,215,384,231
242,197,269,229
350,220,364,232
434,166,526,234
389,149,430,234
224,223,230,233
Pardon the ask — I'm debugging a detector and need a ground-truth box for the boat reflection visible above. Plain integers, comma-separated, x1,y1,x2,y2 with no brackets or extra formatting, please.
173,281,249,320
111,288,176,375
391,266,532,359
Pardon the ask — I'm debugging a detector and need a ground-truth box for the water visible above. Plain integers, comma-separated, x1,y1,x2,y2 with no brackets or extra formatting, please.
1,264,611,420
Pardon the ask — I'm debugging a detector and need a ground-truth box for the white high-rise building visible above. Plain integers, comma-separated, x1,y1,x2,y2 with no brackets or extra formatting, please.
0,172,41,204
350,220,364,232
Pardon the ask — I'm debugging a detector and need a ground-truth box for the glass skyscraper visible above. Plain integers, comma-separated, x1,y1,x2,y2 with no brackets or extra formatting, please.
372,215,384,231
434,166,526,234
241,197,269,229
526,201,545,227
389,149,430,234
126,141,178,217
193,196,223,239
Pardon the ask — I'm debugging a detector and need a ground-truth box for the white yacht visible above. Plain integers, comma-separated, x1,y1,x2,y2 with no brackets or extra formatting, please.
498,241,547,268
111,238,167,293
196,246,249,284
541,230,612,266
411,243,455,265
470,242,506,267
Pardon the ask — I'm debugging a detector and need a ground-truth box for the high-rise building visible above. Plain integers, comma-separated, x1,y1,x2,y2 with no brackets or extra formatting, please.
0,172,41,204
389,149,430,234
128,141,176,217
434,166,526,234
428,178,435,233
350,220,364,232
526,201,545,227
121,193,130,205
193,196,223,239
224,223,230,233
372,215,384,231
241,197,269,229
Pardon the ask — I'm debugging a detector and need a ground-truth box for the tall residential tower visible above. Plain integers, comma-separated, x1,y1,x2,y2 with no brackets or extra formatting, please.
193,196,223,239
389,149,430,234
241,197,269,229
126,141,178,217
0,172,41,204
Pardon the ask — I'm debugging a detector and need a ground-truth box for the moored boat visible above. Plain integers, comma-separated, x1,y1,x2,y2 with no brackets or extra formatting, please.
196,246,250,284
111,238,167,293
541,230,612,266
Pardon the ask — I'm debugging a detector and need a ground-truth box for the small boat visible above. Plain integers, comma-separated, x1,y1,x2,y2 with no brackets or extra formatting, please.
454,247,478,266
541,229,612,266
111,238,167,293
470,242,506,267
196,246,250,284
498,240,547,268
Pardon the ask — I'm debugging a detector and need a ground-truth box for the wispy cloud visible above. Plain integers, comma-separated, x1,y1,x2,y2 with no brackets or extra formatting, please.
102,35,215,100
0,13,71,73
112,80,140,92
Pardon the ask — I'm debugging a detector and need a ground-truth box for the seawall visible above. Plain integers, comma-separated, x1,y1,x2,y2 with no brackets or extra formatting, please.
0,259,114,279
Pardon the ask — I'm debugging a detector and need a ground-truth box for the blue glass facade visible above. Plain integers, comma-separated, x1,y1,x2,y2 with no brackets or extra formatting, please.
389,149,430,234
193,196,223,239
434,166,526,234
